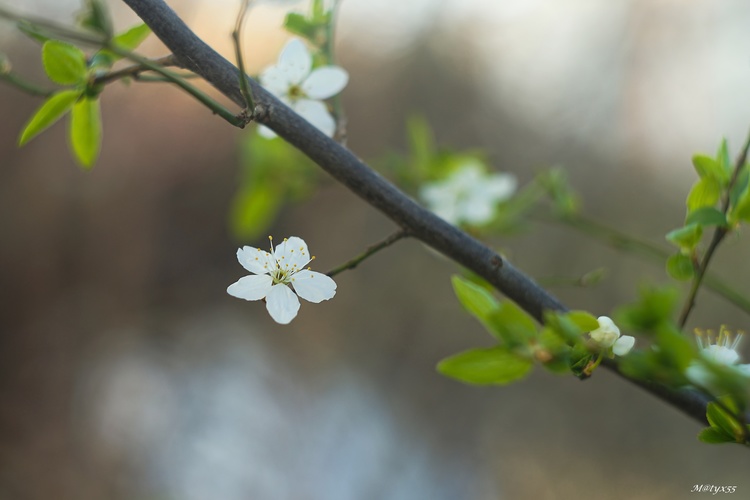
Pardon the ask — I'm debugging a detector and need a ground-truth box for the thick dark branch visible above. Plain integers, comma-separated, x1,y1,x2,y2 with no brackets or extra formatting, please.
122,0,718,426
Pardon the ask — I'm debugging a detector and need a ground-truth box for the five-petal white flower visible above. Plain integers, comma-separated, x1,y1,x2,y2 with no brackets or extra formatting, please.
259,38,348,138
419,161,517,226
589,316,635,356
227,236,337,324
686,327,750,392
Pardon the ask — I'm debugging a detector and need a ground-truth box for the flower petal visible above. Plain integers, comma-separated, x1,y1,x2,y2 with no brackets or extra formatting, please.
265,283,300,324
291,270,337,303
590,316,620,347
273,236,311,274
303,67,349,99
227,274,274,301
237,246,276,275
613,335,635,356
293,99,335,137
276,38,312,84
257,124,278,139
481,173,518,201
259,65,293,97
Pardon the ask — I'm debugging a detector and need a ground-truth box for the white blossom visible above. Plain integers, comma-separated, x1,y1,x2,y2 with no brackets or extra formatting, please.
589,316,635,356
258,38,348,138
227,236,337,324
686,327,750,391
419,161,517,226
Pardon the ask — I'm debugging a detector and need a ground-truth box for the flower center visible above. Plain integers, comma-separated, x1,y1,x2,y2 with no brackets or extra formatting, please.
288,84,306,102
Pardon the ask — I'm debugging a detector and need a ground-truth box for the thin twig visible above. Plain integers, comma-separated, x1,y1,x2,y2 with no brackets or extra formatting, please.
0,71,53,97
93,54,178,85
232,0,255,116
327,229,409,277
540,212,750,316
324,0,347,145
678,128,750,329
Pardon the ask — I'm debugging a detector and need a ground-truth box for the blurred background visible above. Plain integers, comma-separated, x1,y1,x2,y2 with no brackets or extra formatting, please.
2,0,750,498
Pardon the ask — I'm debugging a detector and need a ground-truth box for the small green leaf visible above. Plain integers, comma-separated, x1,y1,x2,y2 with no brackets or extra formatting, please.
486,301,537,347
95,24,151,67
0,52,10,74
685,206,726,227
112,24,151,51
407,116,435,177
697,427,735,444
284,13,319,41
42,41,87,85
18,89,81,146
692,154,727,184
730,183,750,224
686,177,721,212
69,97,102,168
78,0,113,37
717,138,732,178
437,346,534,385
614,285,679,334
665,223,702,251
706,401,741,440
566,311,600,332
230,181,283,240
452,275,499,327
17,21,51,44
666,253,695,281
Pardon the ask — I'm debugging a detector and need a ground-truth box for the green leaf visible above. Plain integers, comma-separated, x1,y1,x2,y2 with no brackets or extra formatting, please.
717,138,732,178
666,253,694,281
230,180,283,240
78,0,113,37
730,183,750,224
665,223,702,251
452,276,499,327
730,168,749,208
697,427,735,444
486,301,537,347
686,177,721,212
69,97,102,168
112,24,151,51
685,207,726,227
17,20,51,44
42,41,87,85
566,311,600,332
692,154,728,185
95,24,151,67
284,13,318,41
706,401,742,440
0,52,10,74
407,116,435,178
614,285,679,334
437,346,534,385
18,89,81,146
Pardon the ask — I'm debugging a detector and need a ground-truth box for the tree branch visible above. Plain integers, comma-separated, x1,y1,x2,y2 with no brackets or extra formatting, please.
122,0,721,427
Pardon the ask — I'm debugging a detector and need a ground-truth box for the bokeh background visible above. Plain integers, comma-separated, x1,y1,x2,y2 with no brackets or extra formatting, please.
2,0,750,499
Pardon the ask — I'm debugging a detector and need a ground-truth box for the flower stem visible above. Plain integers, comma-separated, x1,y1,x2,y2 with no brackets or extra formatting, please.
231,0,256,117
677,128,750,329
322,0,347,144
327,229,409,277
538,212,750,317
0,71,53,97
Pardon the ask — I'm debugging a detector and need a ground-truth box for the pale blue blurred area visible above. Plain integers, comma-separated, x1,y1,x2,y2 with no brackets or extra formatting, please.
2,1,750,499
84,310,490,499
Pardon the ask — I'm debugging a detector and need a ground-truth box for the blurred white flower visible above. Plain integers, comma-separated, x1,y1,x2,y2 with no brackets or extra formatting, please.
686,327,750,391
259,38,348,138
227,236,337,324
589,316,635,356
419,161,517,226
